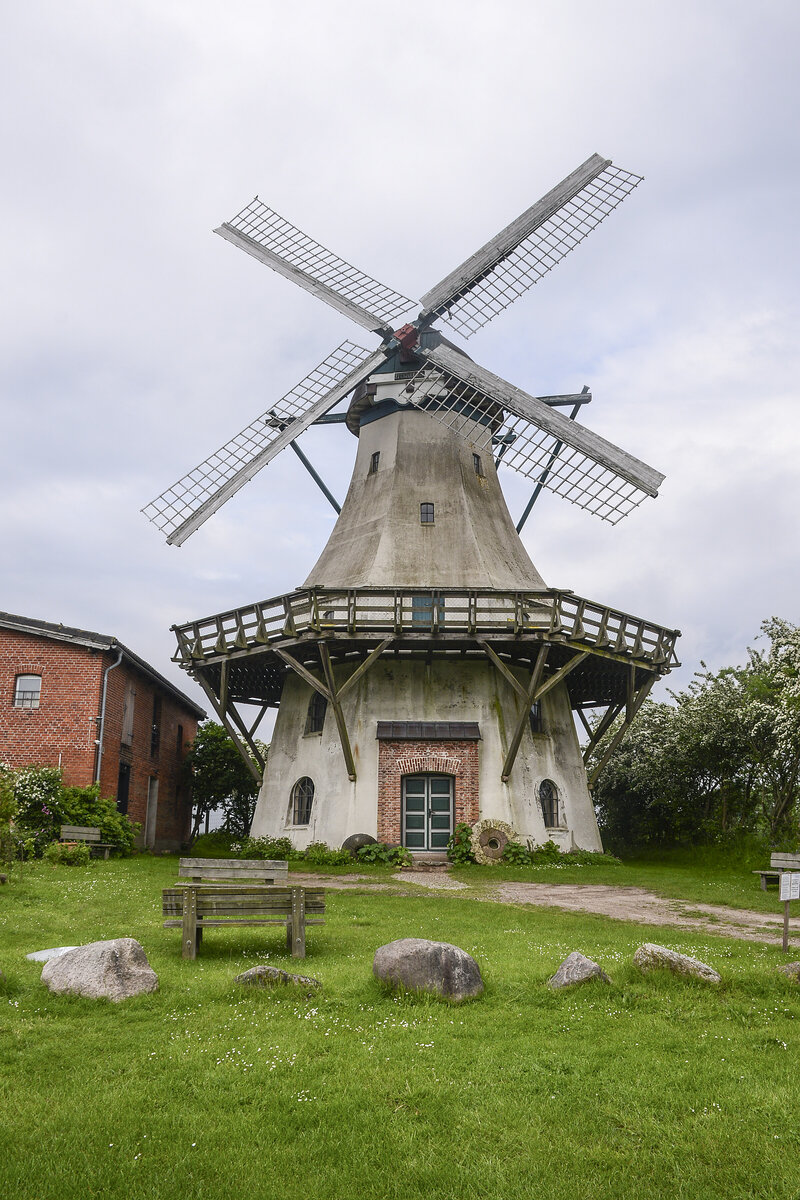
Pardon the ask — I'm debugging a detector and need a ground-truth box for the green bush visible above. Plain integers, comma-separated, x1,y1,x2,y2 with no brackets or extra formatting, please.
303,841,351,867
191,830,237,857
236,835,298,861
501,840,532,865
43,840,90,867
354,842,412,866
447,822,476,865
11,767,137,856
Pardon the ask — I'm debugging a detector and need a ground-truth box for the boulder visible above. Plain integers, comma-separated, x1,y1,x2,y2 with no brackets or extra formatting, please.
548,951,610,989
373,938,483,1001
777,962,800,981
234,965,321,993
633,942,721,984
40,938,158,1002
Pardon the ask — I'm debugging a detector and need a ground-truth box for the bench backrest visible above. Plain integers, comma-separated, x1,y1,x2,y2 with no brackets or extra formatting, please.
770,852,800,870
178,857,288,883
61,825,101,842
163,885,325,919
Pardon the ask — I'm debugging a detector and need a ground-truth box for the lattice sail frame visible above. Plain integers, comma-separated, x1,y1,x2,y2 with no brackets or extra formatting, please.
427,164,643,338
143,342,375,541
406,360,652,524
220,198,415,330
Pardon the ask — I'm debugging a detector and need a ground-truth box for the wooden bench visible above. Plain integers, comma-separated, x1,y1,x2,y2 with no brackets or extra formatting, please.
162,884,325,959
178,857,288,884
754,852,800,890
60,825,113,859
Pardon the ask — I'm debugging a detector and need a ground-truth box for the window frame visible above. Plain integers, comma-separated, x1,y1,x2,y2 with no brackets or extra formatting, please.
420,502,435,525
13,674,41,709
538,778,562,829
472,452,484,477
369,450,380,474
305,692,327,735
290,777,315,826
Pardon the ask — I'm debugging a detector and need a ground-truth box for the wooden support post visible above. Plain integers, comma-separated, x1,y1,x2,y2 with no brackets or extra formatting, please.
181,887,198,960
588,675,656,787
478,639,529,702
531,650,590,705
289,887,306,958
582,701,625,765
337,638,393,700
192,672,263,785
501,644,549,782
273,647,329,699
783,901,790,954
319,643,357,781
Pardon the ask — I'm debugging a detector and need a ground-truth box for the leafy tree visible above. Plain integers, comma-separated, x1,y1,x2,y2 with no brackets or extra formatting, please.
591,618,800,852
183,722,266,840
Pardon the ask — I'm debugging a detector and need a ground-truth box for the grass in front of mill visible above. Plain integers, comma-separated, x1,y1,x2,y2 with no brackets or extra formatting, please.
1,855,798,1200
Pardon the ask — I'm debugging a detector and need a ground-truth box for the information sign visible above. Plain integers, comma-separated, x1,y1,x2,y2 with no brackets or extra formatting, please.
780,872,800,902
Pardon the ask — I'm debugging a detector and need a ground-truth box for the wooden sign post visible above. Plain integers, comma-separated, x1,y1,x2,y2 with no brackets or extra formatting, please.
779,872,800,952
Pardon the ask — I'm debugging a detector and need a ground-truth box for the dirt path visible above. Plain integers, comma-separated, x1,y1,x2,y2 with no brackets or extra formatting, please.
290,869,800,946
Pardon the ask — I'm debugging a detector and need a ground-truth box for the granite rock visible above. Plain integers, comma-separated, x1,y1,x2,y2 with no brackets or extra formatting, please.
40,938,158,1001
548,951,610,988
633,943,721,983
373,938,483,1001
777,961,800,981
234,965,321,992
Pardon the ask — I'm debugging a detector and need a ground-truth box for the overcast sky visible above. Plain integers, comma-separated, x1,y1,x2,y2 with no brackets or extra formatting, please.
2,0,798,720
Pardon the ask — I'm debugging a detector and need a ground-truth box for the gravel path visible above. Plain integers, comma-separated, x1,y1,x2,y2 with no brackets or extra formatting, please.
289,869,798,945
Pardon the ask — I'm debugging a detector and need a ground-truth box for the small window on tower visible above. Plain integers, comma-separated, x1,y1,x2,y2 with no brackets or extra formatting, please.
529,702,544,735
305,692,327,734
369,451,380,474
539,778,561,829
420,502,435,524
13,674,41,708
290,777,315,825
473,453,484,477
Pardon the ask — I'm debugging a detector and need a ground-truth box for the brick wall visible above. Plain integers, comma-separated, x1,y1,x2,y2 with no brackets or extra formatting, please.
377,738,480,844
0,627,200,851
0,628,103,783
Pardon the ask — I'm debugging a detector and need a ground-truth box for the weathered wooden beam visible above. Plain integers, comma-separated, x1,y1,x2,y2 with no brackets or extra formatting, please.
581,701,624,765
532,651,591,705
587,675,656,787
420,154,612,318
319,643,357,782
215,224,394,337
478,639,529,702
224,700,267,774
422,343,664,497
337,638,393,700
191,672,262,785
501,644,549,782
273,647,330,699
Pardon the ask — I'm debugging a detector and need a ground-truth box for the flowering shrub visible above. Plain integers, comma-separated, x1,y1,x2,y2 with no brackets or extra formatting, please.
237,835,300,861
10,766,137,855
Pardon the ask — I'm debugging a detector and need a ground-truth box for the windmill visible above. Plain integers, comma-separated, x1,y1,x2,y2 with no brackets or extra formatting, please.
146,153,680,857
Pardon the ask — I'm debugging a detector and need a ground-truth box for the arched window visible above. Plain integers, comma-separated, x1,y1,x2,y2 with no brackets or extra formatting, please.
539,778,560,829
305,692,327,734
291,777,315,825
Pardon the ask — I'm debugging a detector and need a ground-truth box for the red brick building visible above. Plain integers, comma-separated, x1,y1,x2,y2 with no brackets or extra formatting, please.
0,611,205,851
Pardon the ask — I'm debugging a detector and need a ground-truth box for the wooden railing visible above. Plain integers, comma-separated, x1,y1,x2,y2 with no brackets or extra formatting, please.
173,587,680,672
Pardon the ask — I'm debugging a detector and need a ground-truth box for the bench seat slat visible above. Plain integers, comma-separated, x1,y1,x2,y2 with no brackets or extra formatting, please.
163,918,325,928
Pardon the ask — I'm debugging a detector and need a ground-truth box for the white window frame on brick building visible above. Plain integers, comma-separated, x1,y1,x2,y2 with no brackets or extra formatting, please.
13,674,41,709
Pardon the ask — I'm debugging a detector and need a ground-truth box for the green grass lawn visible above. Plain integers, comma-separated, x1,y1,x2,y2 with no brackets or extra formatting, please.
2,855,799,1200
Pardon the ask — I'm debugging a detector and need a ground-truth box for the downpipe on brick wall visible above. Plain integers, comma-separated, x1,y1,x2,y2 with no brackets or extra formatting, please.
95,646,123,785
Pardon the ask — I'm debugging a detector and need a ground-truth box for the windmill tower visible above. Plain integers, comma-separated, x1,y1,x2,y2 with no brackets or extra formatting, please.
145,153,680,856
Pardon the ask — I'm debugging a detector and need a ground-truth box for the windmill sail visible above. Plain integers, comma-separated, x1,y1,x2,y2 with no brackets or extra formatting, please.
142,342,384,546
411,343,663,524
419,155,643,338
216,199,415,336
